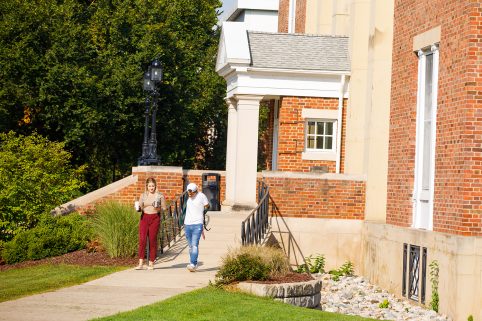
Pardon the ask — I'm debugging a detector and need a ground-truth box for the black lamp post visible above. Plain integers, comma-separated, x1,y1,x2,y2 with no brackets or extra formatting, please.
138,59,162,165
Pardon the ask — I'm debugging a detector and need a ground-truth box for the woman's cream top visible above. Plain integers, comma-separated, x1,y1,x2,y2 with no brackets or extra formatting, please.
139,192,166,214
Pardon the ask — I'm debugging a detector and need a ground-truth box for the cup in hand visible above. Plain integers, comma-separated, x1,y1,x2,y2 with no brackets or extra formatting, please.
134,201,141,212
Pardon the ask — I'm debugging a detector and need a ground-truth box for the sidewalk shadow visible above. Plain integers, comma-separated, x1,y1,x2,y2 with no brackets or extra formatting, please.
156,236,188,263
152,261,218,272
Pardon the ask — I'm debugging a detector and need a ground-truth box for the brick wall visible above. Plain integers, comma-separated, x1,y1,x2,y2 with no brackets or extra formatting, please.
387,0,482,236
65,167,225,215
275,96,347,173
295,0,306,33
278,0,289,32
263,172,365,219
278,0,306,33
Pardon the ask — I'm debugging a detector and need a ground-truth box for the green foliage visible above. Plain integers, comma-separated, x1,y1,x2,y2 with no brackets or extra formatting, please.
1,213,92,264
378,299,390,309
296,254,326,274
329,261,355,281
91,201,139,258
215,253,270,285
214,245,291,285
0,0,226,188
95,286,380,321
429,260,439,312
467,315,473,321
0,131,86,242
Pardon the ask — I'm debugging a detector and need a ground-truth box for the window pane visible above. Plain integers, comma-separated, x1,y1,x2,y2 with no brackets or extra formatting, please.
308,122,315,135
422,121,431,190
316,137,324,149
317,122,324,135
325,122,333,135
325,137,333,149
307,136,315,149
424,53,433,121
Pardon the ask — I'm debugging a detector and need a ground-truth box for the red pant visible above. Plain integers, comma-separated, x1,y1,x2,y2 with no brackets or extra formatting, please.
138,213,160,262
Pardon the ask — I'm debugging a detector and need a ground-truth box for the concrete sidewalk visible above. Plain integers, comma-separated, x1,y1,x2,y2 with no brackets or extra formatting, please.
0,210,249,321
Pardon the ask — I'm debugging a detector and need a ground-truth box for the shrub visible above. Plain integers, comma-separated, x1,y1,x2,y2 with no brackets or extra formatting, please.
429,260,439,312
0,131,87,242
215,245,291,285
91,201,139,258
1,212,92,264
379,299,390,309
296,254,325,274
329,261,354,281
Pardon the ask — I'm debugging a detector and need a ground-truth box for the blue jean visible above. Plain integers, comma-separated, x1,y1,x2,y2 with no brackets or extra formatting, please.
185,224,203,266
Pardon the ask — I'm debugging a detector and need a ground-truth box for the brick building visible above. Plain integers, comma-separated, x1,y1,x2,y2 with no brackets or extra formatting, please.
216,0,481,320
58,1,481,320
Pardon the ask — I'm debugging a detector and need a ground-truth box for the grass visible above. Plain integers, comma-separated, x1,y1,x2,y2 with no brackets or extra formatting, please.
0,264,126,302
94,286,379,321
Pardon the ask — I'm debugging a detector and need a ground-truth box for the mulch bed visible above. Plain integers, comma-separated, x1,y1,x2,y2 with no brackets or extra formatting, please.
247,272,314,284
0,250,138,272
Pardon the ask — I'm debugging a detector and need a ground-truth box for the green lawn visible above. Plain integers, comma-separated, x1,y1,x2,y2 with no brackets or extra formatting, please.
0,264,126,302
94,286,379,321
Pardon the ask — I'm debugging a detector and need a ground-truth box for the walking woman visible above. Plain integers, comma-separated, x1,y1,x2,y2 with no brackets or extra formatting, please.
136,177,166,270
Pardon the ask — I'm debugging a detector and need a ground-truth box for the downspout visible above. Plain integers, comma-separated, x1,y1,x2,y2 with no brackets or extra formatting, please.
336,75,346,173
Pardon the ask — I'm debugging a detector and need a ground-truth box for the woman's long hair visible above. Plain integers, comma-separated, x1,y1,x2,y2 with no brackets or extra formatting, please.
145,177,157,192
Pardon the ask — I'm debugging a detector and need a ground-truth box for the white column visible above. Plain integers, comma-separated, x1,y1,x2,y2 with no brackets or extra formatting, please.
223,98,237,206
232,95,263,209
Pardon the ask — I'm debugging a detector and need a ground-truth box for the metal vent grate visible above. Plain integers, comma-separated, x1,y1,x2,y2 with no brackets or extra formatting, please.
403,244,428,303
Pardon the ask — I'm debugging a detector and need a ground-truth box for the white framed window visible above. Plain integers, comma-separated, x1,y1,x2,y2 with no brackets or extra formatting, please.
413,44,439,230
306,120,335,151
302,118,337,161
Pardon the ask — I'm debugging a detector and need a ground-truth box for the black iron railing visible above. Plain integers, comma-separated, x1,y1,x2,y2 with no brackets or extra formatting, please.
241,181,270,245
159,191,188,254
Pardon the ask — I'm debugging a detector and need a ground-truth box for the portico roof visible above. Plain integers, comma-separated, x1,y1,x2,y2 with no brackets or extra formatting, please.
216,22,351,99
248,32,350,72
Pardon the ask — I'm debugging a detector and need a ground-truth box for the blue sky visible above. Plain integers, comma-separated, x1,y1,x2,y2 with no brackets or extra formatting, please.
218,0,235,21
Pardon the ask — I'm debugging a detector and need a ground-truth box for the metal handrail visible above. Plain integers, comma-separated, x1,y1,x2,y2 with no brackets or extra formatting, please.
241,181,270,245
159,190,188,254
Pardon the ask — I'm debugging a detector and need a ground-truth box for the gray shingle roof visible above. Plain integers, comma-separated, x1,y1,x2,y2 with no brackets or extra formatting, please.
247,32,350,72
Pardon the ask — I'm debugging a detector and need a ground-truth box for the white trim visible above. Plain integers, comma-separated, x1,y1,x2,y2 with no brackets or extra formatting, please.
288,0,297,33
302,151,337,161
412,44,439,231
428,45,439,231
226,72,348,99
336,75,346,173
301,108,338,119
247,67,351,76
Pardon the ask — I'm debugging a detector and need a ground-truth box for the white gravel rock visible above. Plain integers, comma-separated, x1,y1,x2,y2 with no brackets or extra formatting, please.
315,274,452,321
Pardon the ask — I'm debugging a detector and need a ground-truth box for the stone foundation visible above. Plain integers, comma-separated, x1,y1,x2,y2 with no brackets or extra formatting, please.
237,279,322,308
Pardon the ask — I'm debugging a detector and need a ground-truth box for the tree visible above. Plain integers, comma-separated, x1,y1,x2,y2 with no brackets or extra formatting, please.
0,132,86,242
0,0,226,189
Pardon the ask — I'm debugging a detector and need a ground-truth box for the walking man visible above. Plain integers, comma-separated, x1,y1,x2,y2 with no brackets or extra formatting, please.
184,182,209,272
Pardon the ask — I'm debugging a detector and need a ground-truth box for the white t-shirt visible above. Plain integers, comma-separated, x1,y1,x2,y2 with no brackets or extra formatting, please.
184,192,209,225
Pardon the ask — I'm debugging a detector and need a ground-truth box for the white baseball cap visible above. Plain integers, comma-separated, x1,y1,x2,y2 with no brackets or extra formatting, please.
186,183,198,192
